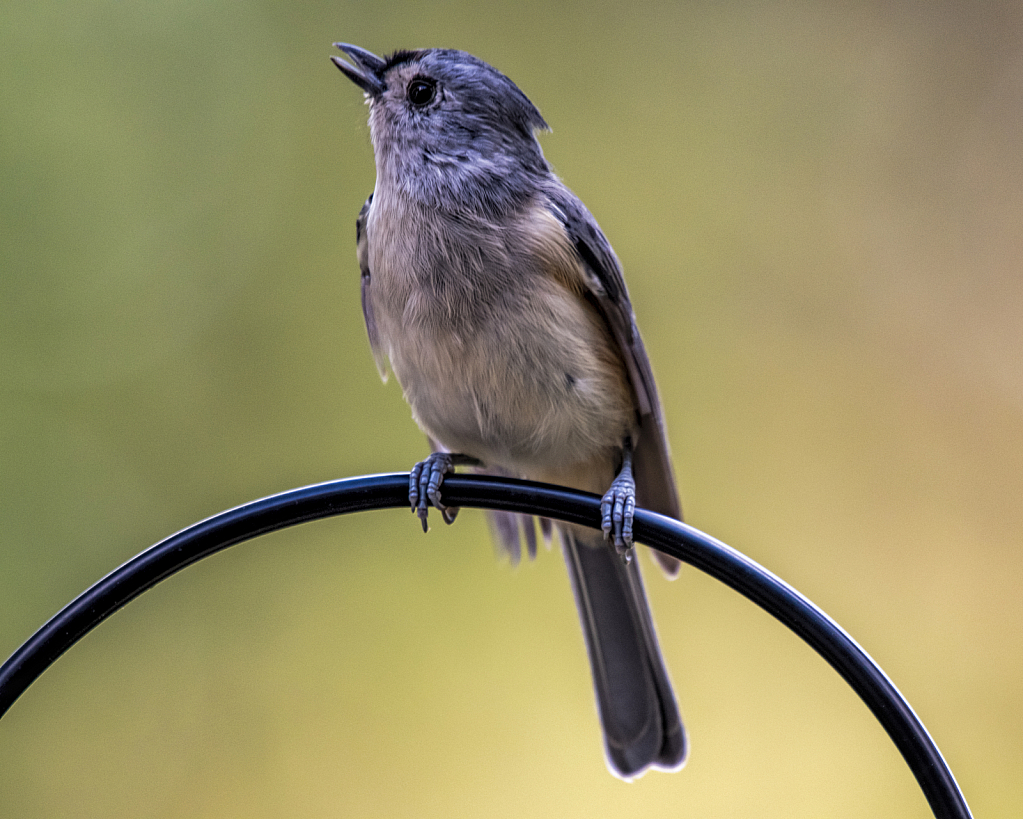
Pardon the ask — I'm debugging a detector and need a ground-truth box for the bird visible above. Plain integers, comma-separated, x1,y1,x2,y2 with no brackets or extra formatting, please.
331,43,686,779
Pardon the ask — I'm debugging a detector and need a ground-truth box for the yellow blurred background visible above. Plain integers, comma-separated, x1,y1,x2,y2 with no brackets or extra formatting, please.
2,1,1020,816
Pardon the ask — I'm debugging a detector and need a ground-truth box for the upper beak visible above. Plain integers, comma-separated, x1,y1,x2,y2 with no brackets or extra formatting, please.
331,43,386,96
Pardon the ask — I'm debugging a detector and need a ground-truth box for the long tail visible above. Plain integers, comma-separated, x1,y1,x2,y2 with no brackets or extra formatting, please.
561,529,687,779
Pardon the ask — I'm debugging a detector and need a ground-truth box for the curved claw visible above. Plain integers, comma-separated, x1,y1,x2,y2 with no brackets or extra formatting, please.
601,446,637,563
408,452,459,532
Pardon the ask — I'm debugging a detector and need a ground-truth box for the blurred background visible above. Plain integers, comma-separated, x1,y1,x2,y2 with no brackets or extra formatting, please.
2,1,1021,816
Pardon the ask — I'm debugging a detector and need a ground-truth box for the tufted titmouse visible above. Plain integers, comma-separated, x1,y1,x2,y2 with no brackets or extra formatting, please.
332,44,686,779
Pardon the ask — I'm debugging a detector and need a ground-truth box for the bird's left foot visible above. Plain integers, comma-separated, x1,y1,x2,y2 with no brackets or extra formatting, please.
601,443,636,562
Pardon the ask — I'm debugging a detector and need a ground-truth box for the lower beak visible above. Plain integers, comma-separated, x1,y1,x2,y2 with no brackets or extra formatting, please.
331,43,386,96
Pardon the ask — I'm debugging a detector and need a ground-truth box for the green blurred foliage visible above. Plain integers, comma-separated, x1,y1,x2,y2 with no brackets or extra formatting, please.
2,1,1021,816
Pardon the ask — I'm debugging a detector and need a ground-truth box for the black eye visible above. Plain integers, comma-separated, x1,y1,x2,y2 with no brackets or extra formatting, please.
406,78,437,107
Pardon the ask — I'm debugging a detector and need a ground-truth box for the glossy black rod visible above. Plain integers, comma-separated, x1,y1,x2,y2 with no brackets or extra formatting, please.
0,473,970,819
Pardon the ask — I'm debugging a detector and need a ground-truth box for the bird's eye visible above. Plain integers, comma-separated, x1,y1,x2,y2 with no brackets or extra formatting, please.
406,78,437,107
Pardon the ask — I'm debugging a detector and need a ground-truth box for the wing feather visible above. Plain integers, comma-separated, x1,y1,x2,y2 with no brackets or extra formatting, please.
356,194,387,381
547,188,683,576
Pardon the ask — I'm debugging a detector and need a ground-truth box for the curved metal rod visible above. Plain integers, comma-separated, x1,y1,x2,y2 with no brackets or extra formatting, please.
0,473,971,818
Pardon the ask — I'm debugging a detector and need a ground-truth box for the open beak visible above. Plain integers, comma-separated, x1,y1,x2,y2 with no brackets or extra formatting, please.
331,43,386,97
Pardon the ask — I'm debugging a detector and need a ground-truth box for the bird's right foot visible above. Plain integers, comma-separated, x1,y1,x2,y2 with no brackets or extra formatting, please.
409,452,480,531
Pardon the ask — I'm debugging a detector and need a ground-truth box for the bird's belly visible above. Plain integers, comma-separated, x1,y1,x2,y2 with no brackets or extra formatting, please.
383,285,635,475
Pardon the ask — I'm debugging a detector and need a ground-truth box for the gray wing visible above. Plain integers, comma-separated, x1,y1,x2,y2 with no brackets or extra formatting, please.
356,194,387,381
547,187,683,576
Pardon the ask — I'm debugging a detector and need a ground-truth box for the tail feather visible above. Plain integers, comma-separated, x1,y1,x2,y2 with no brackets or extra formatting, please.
561,529,686,778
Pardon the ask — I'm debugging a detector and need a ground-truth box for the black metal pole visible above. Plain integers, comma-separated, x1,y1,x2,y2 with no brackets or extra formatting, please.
0,473,971,819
